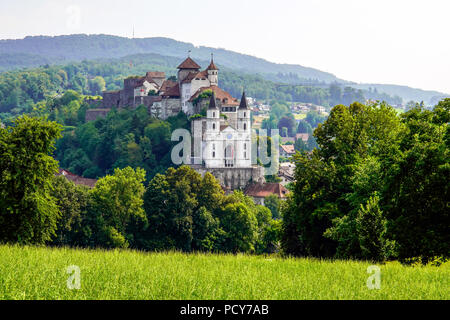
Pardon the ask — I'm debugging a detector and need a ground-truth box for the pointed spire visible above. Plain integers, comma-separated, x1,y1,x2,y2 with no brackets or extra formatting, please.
239,91,249,110
208,92,219,110
207,53,219,71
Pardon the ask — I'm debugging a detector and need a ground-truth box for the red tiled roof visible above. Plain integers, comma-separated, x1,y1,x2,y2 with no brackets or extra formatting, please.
181,70,208,83
161,82,180,97
177,57,201,69
206,59,219,70
280,144,295,154
160,80,177,92
189,86,239,106
244,183,289,198
57,169,97,188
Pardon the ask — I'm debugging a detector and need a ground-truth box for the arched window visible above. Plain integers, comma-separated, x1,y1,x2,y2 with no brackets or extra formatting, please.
244,123,247,130
213,112,215,117
244,112,246,118
212,151,215,158
244,143,247,150
212,123,215,130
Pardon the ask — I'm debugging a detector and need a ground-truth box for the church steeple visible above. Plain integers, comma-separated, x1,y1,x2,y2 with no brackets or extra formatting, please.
238,91,249,110
208,92,219,110
207,53,219,86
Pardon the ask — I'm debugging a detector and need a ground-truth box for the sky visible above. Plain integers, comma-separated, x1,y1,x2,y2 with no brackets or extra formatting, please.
1,0,449,93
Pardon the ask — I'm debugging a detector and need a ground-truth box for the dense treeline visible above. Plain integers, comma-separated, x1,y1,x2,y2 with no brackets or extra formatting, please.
1,99,448,263
282,99,449,263
0,116,280,253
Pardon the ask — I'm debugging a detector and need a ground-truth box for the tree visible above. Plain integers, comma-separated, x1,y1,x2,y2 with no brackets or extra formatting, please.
264,194,281,219
294,138,308,152
219,202,258,253
50,175,90,246
143,166,225,252
383,100,449,263
278,116,296,137
0,116,62,244
282,102,403,259
297,120,313,134
356,194,392,261
89,166,147,248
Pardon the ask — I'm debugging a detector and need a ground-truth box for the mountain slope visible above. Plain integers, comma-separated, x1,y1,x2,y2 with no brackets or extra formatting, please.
0,34,448,104
0,34,343,83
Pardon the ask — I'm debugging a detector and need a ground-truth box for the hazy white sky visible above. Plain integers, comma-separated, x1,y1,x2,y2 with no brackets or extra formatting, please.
1,0,449,93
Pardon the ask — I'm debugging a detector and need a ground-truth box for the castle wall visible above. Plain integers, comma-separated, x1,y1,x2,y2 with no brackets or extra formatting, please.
85,108,111,122
190,165,265,190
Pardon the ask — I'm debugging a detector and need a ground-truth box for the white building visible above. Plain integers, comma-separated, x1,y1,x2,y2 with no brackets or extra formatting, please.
192,92,252,169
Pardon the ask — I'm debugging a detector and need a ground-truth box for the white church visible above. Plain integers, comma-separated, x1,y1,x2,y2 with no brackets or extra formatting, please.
190,90,265,189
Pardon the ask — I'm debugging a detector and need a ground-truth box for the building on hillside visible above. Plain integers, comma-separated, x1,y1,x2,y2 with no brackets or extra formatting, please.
56,169,97,188
295,133,309,142
89,55,236,121
278,162,295,186
189,92,265,190
244,182,289,205
279,144,295,158
280,137,295,144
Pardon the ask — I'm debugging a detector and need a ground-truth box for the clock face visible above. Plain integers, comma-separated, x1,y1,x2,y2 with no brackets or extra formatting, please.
227,134,233,139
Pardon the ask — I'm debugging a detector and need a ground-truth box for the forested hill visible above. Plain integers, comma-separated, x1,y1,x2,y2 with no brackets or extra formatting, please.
0,34,342,83
0,34,448,104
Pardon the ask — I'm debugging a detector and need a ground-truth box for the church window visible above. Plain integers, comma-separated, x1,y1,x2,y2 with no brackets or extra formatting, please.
213,151,215,158
212,123,216,130
244,143,247,150
244,112,246,117
244,123,247,130
244,152,247,159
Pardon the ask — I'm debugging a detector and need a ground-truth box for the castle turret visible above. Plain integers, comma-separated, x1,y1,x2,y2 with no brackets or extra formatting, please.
207,54,219,86
177,56,201,83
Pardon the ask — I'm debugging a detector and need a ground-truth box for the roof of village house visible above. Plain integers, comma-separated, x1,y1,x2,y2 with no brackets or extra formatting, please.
177,57,201,69
146,71,165,78
244,182,289,199
280,144,295,154
57,169,97,188
296,133,309,142
189,86,239,106
238,91,249,110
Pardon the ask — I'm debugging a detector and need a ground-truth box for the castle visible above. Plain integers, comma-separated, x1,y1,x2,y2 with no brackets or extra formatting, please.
93,55,241,120
92,55,265,190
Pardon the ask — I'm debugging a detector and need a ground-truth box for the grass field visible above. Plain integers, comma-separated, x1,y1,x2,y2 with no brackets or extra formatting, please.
0,245,448,300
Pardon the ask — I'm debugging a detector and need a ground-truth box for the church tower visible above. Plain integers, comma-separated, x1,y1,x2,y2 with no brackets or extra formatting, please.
237,91,251,167
206,92,220,131
206,54,219,86
237,91,251,132
205,92,221,168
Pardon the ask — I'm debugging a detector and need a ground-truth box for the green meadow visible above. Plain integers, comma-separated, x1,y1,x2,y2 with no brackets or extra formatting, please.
0,245,448,300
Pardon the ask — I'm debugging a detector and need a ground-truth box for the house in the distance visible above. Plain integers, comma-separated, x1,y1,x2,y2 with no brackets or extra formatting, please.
279,144,295,158
244,183,289,205
56,169,97,188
